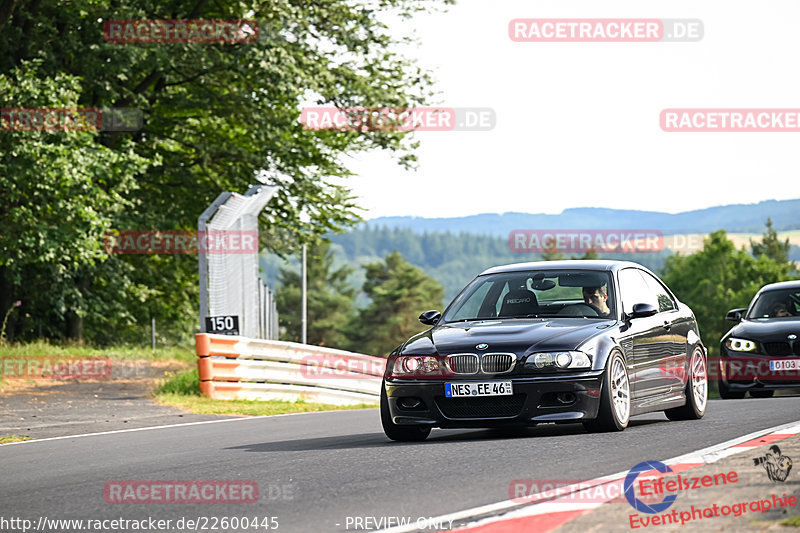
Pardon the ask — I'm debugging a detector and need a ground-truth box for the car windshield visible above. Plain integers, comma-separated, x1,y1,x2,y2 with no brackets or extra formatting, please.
442,269,616,322
746,288,800,319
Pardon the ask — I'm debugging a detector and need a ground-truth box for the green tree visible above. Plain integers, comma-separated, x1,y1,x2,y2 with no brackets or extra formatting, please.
751,218,791,264
0,63,149,342
350,251,444,356
662,229,796,355
0,0,450,343
276,241,355,348
540,243,566,261
572,249,599,260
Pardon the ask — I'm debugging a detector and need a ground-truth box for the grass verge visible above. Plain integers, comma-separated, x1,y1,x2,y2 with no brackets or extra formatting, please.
0,435,33,444
153,369,377,416
0,340,195,363
783,515,800,527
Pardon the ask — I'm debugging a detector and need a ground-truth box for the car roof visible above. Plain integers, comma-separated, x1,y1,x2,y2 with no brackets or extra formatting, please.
479,259,647,276
756,280,800,293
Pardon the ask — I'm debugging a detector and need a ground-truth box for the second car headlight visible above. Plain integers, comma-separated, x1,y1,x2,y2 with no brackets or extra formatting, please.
725,338,756,352
527,351,592,370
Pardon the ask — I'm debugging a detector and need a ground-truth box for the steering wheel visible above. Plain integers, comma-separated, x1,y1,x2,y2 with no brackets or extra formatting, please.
560,303,602,317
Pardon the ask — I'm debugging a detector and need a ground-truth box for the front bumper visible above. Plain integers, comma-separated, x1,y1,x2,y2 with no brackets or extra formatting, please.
717,349,800,390
385,372,604,428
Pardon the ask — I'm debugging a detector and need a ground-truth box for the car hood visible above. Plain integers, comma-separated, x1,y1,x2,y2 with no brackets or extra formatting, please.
728,318,800,342
402,318,617,355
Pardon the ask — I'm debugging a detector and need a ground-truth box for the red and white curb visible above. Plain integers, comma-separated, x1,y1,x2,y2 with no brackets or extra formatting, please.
377,420,800,533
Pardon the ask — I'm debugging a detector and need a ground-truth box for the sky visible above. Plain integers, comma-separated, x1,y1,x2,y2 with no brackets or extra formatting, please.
338,0,800,220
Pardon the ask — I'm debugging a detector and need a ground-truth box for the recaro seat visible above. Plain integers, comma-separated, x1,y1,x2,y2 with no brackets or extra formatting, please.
499,289,539,317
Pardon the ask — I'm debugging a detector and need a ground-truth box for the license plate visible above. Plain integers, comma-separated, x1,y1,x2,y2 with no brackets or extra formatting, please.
445,381,513,397
770,359,800,371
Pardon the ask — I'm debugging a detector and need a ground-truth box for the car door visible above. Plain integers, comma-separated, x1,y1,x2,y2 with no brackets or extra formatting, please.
617,268,672,400
639,270,687,393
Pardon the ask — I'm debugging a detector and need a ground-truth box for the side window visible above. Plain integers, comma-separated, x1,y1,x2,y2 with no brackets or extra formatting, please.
618,269,655,315
640,272,676,313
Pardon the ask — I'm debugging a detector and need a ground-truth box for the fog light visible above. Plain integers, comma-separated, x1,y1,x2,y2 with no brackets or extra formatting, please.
398,397,423,409
556,392,576,404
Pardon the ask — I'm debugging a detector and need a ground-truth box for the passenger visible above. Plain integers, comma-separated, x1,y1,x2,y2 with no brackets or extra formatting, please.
582,285,611,317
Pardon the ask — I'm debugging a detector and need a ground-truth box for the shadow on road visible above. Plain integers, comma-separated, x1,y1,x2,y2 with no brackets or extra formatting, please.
226,418,667,452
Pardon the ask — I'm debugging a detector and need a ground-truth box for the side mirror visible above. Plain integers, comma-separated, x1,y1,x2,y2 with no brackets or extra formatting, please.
725,308,747,322
419,310,441,326
629,302,658,319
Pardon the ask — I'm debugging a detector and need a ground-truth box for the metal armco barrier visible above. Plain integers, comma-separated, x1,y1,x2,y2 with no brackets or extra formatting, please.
196,333,384,405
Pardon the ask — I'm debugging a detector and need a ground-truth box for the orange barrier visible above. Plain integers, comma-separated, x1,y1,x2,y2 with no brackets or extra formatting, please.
195,333,384,405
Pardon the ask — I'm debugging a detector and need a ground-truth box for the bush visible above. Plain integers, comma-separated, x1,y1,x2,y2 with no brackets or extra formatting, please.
156,368,200,396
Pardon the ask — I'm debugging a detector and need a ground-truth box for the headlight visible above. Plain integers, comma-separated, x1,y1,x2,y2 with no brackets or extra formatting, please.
726,338,756,352
527,351,592,370
388,355,450,378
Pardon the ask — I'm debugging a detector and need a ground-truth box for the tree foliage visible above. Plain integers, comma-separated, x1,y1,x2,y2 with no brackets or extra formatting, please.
751,218,790,263
275,241,355,347
662,227,798,354
349,251,444,356
0,0,449,343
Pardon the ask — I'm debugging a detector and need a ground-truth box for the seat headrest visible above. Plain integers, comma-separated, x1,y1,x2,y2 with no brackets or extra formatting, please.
499,290,539,317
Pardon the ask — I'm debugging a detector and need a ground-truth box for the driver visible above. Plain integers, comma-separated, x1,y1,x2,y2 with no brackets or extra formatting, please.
582,285,611,317
772,302,792,318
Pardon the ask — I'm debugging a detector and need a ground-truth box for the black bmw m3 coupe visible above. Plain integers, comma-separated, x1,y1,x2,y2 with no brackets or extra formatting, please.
719,280,800,399
381,260,708,441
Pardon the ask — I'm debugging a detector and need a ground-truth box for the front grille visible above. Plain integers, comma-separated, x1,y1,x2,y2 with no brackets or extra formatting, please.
481,353,515,373
447,354,479,374
764,342,792,356
435,394,526,419
794,342,800,356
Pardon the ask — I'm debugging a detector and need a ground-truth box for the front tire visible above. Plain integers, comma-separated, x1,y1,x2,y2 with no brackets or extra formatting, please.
584,351,629,432
380,381,431,442
665,346,708,420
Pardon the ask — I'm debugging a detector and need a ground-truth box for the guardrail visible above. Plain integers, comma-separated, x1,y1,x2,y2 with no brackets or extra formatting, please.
195,333,384,405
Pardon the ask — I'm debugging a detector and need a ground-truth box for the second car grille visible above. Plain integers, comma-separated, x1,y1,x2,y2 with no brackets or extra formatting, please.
447,354,479,374
795,342,800,356
764,342,792,356
435,394,526,418
481,353,515,373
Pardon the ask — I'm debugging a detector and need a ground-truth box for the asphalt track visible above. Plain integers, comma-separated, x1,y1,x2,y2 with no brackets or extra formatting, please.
3,397,800,533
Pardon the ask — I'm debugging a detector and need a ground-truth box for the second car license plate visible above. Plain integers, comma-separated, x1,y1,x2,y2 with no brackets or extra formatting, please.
445,381,513,397
770,359,800,371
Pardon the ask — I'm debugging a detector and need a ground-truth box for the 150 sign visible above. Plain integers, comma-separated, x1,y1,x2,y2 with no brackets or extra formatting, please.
205,315,239,335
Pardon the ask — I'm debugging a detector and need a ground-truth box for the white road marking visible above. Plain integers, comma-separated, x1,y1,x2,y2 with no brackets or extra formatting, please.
0,408,373,446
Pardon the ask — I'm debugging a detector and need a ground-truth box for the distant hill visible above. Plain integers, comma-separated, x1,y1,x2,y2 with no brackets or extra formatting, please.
368,199,800,237
262,199,800,304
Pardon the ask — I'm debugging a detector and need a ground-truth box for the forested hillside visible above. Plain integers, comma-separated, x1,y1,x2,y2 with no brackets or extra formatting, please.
371,199,800,237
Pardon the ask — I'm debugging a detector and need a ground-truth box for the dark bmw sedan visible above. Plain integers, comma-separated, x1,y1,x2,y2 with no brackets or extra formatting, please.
381,260,708,441
719,280,800,399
